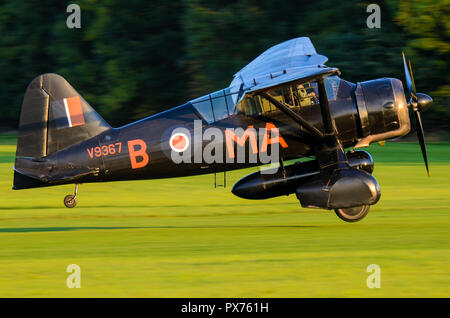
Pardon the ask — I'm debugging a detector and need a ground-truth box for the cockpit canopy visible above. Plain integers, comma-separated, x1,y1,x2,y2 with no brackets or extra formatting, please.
237,76,340,116
191,76,341,123
189,87,241,124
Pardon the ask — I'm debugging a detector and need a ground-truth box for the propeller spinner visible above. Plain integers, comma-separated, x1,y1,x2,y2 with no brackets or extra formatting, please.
402,52,433,176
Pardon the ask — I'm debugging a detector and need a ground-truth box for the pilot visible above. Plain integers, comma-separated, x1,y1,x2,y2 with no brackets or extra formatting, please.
310,91,319,104
297,85,311,106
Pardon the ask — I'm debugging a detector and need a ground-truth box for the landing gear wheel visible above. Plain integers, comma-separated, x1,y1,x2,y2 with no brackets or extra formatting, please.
334,205,370,222
64,184,79,208
64,195,77,208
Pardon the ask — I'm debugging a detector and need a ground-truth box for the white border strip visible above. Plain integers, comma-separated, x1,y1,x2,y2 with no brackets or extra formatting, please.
63,98,73,127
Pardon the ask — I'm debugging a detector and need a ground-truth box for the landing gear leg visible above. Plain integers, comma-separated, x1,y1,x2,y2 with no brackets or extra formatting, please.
64,184,79,208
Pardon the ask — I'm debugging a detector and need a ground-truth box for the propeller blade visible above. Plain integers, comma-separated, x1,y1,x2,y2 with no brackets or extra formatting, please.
413,110,430,176
408,59,416,94
402,52,417,100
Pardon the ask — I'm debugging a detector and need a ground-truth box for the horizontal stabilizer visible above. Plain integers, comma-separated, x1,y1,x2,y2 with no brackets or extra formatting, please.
13,157,98,189
13,170,48,190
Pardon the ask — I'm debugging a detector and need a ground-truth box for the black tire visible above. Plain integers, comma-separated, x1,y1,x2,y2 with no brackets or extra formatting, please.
334,205,370,222
64,195,77,208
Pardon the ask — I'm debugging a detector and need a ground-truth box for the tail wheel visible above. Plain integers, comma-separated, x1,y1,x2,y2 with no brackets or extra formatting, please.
334,205,370,222
64,194,77,208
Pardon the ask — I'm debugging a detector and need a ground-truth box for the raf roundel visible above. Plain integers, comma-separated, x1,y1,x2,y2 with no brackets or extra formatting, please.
169,133,190,153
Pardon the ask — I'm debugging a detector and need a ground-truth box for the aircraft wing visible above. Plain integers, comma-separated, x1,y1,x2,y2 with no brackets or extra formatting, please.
230,37,339,93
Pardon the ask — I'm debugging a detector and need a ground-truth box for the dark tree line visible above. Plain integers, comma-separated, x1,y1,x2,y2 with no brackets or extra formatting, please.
0,0,448,131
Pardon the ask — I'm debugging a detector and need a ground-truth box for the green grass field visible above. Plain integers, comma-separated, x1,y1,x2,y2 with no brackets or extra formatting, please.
0,136,449,297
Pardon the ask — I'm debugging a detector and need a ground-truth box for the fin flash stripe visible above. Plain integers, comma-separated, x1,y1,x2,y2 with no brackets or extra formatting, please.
63,96,85,127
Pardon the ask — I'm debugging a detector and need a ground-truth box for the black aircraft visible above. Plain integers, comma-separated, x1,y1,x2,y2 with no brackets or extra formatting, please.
13,37,432,222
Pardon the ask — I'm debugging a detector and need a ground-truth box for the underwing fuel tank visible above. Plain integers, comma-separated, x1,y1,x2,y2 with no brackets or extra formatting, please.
231,151,375,201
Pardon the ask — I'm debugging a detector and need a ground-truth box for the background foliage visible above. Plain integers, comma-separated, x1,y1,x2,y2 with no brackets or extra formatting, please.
0,0,448,131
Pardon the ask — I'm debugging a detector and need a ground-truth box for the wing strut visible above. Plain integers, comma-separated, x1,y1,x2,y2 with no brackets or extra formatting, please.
314,78,348,170
259,77,348,170
317,78,335,135
257,92,324,141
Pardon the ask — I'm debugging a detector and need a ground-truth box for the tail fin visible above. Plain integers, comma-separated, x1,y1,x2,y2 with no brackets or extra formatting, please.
15,73,110,158
14,73,111,189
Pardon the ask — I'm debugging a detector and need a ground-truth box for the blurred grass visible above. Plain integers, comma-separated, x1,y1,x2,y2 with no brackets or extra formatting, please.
0,137,449,297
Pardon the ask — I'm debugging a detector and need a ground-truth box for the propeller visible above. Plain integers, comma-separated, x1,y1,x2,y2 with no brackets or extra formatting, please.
402,52,433,176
